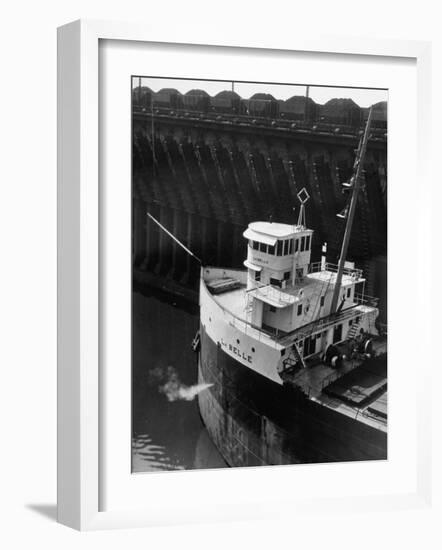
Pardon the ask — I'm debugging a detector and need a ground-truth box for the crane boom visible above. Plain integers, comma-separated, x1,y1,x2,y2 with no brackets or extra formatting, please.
329,107,373,314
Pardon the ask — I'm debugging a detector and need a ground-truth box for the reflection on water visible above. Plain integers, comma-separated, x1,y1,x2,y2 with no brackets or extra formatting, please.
132,434,184,472
132,287,227,472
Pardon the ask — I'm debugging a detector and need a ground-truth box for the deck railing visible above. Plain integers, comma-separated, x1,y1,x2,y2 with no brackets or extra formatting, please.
354,293,379,307
277,306,363,346
202,273,378,350
132,106,387,142
202,280,281,348
248,283,295,306
308,261,363,280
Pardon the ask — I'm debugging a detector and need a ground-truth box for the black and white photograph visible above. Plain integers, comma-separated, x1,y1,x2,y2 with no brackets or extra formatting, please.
131,76,388,471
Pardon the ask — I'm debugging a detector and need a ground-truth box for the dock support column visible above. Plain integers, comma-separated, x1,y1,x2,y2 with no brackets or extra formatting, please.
216,220,223,266
133,197,147,269
182,211,193,284
143,200,151,270
154,205,166,275
170,208,179,279
132,196,139,266
231,224,241,267
201,216,209,265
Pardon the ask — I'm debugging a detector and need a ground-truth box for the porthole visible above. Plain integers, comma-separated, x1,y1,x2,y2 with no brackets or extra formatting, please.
251,347,255,353
236,339,240,344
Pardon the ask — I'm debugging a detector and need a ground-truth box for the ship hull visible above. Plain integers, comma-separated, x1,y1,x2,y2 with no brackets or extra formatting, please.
198,325,387,467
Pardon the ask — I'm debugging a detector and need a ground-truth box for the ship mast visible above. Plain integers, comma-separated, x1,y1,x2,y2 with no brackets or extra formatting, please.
329,107,373,314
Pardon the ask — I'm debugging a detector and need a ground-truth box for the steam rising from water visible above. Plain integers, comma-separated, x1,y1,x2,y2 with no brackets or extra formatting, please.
148,365,213,402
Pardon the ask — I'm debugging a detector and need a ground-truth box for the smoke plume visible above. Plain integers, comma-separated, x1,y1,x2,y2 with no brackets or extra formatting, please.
148,365,213,402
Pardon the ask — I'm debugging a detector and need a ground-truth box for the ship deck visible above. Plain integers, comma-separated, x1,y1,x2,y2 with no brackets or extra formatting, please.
214,271,357,311
213,284,250,321
282,339,387,432
208,277,387,433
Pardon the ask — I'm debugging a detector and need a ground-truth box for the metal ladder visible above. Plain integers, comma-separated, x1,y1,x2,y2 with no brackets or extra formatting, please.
346,320,361,340
283,341,307,371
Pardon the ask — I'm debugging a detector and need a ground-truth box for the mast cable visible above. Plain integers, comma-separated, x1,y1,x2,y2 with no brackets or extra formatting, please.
147,212,202,265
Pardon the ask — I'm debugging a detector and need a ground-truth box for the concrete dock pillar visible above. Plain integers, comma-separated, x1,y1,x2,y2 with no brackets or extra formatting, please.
169,208,179,278
216,220,223,265
154,206,166,275
183,211,193,284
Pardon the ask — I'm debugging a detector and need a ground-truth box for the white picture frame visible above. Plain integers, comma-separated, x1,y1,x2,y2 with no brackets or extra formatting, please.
57,19,433,531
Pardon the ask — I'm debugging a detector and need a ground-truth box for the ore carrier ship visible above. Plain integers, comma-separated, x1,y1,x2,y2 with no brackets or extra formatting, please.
196,108,387,466
149,107,387,467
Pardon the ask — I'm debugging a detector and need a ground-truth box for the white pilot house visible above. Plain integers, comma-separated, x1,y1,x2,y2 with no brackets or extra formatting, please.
243,219,360,339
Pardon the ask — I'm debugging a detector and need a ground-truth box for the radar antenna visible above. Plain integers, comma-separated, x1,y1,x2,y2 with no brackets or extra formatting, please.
291,187,310,287
296,187,310,229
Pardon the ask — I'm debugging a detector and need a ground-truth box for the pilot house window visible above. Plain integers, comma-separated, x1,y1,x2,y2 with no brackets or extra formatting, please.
276,240,284,256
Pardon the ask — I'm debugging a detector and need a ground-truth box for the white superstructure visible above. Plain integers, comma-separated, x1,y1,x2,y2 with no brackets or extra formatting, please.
200,211,379,386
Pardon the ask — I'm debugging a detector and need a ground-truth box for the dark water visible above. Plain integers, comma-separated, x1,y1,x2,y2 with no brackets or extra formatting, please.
132,288,228,472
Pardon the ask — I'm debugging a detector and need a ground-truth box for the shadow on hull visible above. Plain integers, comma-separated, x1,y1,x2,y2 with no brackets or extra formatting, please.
198,326,387,467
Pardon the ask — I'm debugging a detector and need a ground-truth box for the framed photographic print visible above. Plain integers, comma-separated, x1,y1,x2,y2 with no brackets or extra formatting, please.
57,19,432,530
131,74,388,473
